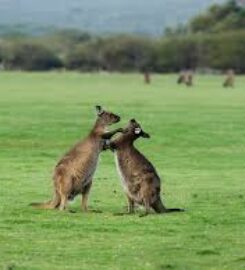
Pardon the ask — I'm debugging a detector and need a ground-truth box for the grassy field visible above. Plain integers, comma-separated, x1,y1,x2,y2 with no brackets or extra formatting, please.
0,72,244,270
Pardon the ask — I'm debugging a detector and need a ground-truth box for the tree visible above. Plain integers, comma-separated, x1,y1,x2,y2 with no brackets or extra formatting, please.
4,42,63,70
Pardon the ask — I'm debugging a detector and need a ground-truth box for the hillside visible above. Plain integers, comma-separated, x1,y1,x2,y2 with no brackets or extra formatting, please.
0,0,225,36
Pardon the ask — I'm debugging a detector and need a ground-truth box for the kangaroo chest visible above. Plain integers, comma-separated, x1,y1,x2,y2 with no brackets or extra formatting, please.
114,152,141,197
78,147,100,181
114,153,128,192
67,141,102,190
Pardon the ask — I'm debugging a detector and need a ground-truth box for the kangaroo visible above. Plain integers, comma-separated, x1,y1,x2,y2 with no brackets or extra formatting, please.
144,71,151,84
31,105,122,211
106,119,184,216
223,69,234,87
177,71,193,86
185,72,193,86
177,71,185,84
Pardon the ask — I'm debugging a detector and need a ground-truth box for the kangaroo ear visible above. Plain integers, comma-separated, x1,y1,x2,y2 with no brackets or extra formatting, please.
134,127,141,135
95,105,104,115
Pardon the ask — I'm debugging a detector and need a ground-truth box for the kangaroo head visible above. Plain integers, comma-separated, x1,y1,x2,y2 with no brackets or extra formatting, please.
108,119,150,150
95,105,121,126
124,119,150,140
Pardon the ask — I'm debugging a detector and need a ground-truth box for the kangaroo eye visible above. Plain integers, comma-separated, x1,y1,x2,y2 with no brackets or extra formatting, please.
134,128,141,134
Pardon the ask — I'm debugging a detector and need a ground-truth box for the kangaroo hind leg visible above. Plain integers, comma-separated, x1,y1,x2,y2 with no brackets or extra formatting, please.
81,181,92,212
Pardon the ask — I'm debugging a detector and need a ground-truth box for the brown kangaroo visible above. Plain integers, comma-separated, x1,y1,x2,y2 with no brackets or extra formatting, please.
177,71,185,84
177,71,193,86
144,71,151,84
31,105,122,211
106,119,184,216
185,72,193,86
223,69,234,87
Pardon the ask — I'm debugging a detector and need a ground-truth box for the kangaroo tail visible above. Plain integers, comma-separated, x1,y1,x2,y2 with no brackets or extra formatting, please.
164,208,185,213
30,200,56,209
152,198,184,214
30,194,61,209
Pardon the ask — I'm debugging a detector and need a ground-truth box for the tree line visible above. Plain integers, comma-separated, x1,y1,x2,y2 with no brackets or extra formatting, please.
0,1,244,73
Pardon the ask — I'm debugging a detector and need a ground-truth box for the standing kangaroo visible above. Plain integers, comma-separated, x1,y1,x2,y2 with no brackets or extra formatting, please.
177,71,185,84
185,72,193,86
106,119,184,216
223,69,234,88
177,71,193,87
143,71,151,84
31,105,122,211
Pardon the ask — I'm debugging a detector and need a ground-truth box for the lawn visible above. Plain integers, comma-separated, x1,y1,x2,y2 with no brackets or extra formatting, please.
0,72,244,270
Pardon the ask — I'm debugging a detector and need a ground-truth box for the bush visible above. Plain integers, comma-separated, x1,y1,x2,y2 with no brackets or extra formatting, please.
155,36,199,72
203,31,245,73
65,35,156,72
4,42,63,70
0,29,244,73
65,42,102,71
100,35,156,72
154,30,245,73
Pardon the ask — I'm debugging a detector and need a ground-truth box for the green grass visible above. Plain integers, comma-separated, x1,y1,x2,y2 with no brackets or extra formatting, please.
0,72,244,270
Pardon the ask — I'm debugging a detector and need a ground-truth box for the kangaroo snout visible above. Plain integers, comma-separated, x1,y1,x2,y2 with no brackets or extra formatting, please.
141,131,150,138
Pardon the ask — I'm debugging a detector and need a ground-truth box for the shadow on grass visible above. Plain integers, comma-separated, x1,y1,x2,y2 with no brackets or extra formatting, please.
196,249,220,255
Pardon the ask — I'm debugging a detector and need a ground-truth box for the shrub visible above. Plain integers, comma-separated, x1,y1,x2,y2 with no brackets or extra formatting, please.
4,42,63,70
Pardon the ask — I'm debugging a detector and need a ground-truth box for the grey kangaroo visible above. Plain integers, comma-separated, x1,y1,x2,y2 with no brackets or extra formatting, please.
31,105,122,211
177,71,193,86
223,69,235,87
106,119,184,216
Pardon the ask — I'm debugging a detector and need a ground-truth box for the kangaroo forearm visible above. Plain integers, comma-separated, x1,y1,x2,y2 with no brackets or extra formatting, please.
102,128,123,139
102,140,116,151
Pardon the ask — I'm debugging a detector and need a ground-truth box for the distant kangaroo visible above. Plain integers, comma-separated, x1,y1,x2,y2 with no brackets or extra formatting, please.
177,71,193,86
185,72,193,86
31,105,122,211
223,69,234,87
106,119,184,216
177,71,185,84
144,71,151,84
